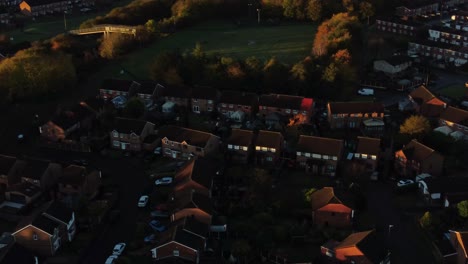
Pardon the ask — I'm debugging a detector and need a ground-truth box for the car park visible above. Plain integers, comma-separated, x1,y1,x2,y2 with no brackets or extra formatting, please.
397,179,414,187
149,220,167,232
112,243,126,255
138,195,149,208
105,255,118,264
155,177,173,186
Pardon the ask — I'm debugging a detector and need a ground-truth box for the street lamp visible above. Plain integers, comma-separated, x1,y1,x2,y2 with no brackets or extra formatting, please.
257,8,261,24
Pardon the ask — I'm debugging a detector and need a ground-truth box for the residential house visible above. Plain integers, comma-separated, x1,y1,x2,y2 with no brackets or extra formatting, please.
191,86,219,114
321,230,388,263
225,129,254,164
39,102,96,142
0,10,10,24
373,55,412,77
254,130,283,166
110,117,155,152
376,17,423,36
150,224,205,264
12,215,62,256
451,10,468,24
99,79,137,101
173,158,217,198
408,85,446,117
43,201,76,242
310,187,353,228
171,191,213,225
395,2,439,19
57,165,101,208
161,85,191,109
296,135,343,177
15,159,61,191
353,137,381,171
0,155,20,190
0,233,37,264
428,25,468,47
395,139,444,177
19,0,71,16
419,177,468,204
218,90,258,122
439,106,468,136
258,94,314,125
449,230,468,264
0,0,21,6
327,102,385,133
159,125,220,160
5,182,41,205
408,41,468,66
133,80,161,106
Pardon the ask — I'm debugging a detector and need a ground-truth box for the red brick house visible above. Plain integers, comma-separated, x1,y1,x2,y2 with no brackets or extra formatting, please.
409,85,446,117
57,165,101,209
296,135,343,177
321,230,388,263
133,80,161,105
408,41,468,66
151,224,206,263
5,181,42,205
158,125,220,160
225,129,254,164
376,17,423,36
173,158,217,198
110,118,155,152
439,106,468,136
43,201,76,242
395,139,444,177
0,154,20,190
14,159,62,191
327,102,385,132
254,130,283,166
218,90,258,122
161,85,191,109
191,86,219,114
354,137,381,171
99,79,137,101
258,94,314,125
310,187,353,228
171,191,213,225
428,25,468,47
449,230,468,264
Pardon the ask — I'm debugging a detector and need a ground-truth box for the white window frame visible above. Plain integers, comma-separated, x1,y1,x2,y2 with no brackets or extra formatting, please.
255,146,261,151
113,140,120,147
266,157,273,161
312,153,321,159
242,146,248,151
228,144,233,149
270,148,276,153
173,250,179,256
234,145,240,150
261,147,268,152
371,155,377,160
33,233,38,240
305,153,311,158
296,151,301,156
323,155,329,160
361,154,368,159
112,131,118,137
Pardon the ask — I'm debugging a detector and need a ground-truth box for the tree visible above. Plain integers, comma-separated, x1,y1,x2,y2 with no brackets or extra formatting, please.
262,57,289,93
322,62,339,82
400,115,431,135
332,49,352,64
306,0,322,21
283,0,296,18
420,211,433,229
342,0,354,12
457,200,468,218
191,42,204,59
145,19,157,35
99,34,134,59
304,188,317,202
123,97,145,118
359,1,374,25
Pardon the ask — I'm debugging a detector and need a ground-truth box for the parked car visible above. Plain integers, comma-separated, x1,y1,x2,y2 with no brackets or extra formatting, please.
357,88,375,96
397,179,415,187
144,233,157,243
138,195,149,208
149,220,167,232
155,177,173,186
112,243,126,255
105,255,118,264
154,147,162,155
151,210,169,218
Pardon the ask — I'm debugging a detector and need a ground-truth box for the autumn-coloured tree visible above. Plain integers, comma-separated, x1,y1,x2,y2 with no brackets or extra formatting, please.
420,211,433,229
99,33,134,59
400,115,431,135
322,62,339,82
457,200,468,218
262,57,289,93
306,0,322,21
359,1,374,25
332,49,352,64
342,0,354,12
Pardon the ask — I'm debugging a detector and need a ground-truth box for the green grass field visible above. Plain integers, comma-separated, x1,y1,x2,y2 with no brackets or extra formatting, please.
439,84,466,99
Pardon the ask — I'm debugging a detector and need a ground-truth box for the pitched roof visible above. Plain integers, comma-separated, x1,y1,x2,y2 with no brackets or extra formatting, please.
59,165,86,185
421,97,446,117
219,90,258,106
134,80,158,95
113,117,149,135
191,86,219,100
356,137,381,156
182,216,209,239
440,106,468,124
410,86,435,104
175,158,216,190
328,102,384,114
6,182,41,197
0,155,16,176
158,225,204,252
177,191,213,215
336,230,385,263
101,79,133,92
226,129,254,147
296,135,343,156
31,214,59,235
44,201,73,224
401,139,437,162
158,125,216,148
451,231,468,259
18,158,50,181
259,94,305,110
162,85,191,98
310,187,342,211
255,130,283,148
382,55,411,66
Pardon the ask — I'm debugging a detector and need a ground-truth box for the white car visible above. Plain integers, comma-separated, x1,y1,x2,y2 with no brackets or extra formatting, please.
112,242,126,255
397,179,414,187
138,196,149,208
357,88,374,96
105,255,118,264
155,177,173,186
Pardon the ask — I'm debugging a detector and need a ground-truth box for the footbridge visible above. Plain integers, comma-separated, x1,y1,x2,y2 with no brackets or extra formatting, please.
69,24,138,37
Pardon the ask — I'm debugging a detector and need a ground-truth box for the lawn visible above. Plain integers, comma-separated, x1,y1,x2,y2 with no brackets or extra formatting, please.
439,84,466,99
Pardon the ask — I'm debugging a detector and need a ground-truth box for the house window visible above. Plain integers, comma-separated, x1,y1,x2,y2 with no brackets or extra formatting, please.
270,148,276,153
163,139,169,145
361,154,368,159
312,153,321,159
33,233,38,240
354,153,360,158
285,109,291,114
296,151,301,156
228,144,233,149
229,104,234,108
165,148,172,155
305,153,311,157
266,157,273,161
332,156,338,161
242,146,248,151
371,155,377,160
302,111,308,115
234,145,240,150
112,131,118,137
208,100,213,104
173,250,179,256
261,147,268,152
293,110,298,114
323,155,329,160
113,141,120,147
222,104,227,107
256,146,261,151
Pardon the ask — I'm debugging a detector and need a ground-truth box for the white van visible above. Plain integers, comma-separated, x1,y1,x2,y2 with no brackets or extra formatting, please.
357,88,375,96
